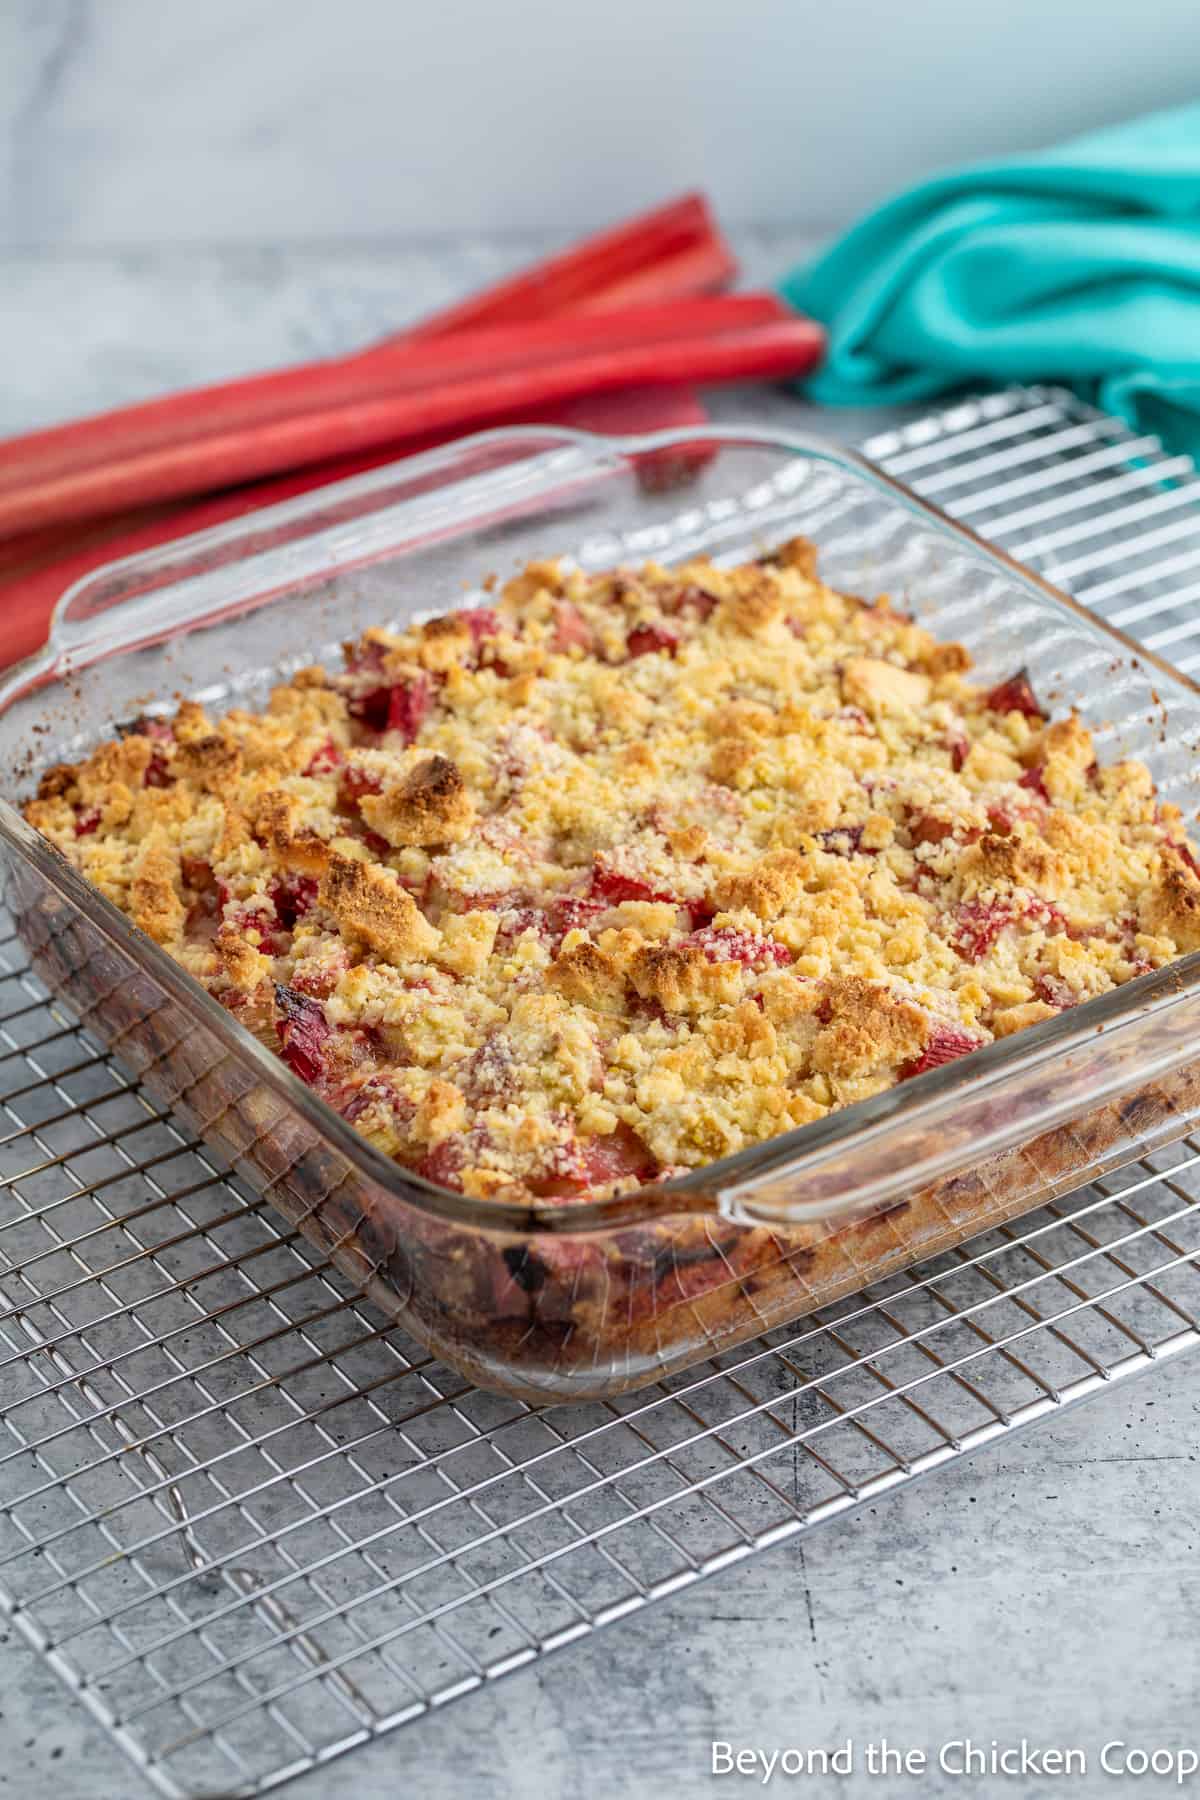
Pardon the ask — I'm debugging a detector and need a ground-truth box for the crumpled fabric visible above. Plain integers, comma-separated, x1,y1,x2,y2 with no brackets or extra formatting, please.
780,104,1200,456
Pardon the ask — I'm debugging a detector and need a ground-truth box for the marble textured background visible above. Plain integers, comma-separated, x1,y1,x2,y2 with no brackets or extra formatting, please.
3,0,1200,245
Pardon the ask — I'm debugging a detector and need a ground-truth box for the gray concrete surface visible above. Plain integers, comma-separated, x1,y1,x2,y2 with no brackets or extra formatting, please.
1,232,1197,1800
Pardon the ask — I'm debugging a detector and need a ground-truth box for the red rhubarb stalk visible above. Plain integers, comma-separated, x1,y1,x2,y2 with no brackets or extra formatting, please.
399,193,736,337
0,297,820,538
0,194,811,665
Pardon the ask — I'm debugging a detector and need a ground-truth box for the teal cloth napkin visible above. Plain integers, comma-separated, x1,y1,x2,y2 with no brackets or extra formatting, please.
780,105,1200,456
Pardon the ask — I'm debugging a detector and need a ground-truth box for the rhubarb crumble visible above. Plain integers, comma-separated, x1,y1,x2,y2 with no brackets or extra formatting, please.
23,539,1200,1205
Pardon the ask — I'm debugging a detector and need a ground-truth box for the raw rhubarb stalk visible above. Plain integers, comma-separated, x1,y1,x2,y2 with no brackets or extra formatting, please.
398,192,736,337
0,193,766,662
0,296,821,538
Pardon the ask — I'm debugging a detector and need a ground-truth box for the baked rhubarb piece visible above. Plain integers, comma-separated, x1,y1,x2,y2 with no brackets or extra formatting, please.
24,538,1200,1210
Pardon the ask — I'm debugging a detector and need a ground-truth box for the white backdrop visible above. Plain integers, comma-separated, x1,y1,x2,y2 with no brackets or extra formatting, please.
3,0,1199,246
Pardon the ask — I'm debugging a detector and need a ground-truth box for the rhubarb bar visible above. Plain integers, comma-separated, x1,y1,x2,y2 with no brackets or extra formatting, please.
24,539,1200,1206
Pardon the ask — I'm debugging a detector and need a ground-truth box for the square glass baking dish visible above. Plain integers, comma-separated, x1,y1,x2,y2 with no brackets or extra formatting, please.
4,423,1200,1403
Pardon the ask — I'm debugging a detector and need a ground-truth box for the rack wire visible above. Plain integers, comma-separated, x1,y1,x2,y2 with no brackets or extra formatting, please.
4,385,1200,1798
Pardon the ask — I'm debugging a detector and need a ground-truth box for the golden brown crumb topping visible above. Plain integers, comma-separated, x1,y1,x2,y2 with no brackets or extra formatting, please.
23,539,1200,1203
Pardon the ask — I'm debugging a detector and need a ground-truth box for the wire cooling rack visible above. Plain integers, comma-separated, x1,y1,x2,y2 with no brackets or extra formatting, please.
4,384,1200,1799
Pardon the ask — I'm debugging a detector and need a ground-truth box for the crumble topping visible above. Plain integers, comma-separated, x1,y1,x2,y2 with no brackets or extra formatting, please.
23,539,1200,1203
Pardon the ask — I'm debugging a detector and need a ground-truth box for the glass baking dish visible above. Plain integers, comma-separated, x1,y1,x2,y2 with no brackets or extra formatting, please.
4,423,1200,1403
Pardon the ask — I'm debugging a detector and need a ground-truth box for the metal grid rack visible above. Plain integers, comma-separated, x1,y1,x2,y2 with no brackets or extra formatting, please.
4,384,1200,1798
